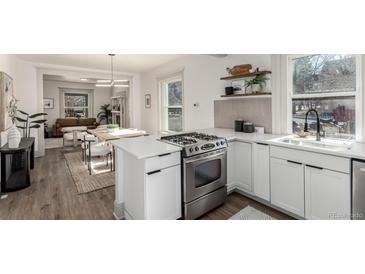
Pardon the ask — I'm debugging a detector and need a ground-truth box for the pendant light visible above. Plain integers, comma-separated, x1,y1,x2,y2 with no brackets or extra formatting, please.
96,54,129,87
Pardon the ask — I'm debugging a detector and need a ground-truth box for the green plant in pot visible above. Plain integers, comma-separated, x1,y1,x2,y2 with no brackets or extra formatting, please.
245,75,268,93
107,123,119,133
15,110,47,138
97,104,112,124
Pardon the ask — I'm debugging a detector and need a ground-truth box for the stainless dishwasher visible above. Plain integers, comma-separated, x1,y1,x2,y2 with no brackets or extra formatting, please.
352,159,365,220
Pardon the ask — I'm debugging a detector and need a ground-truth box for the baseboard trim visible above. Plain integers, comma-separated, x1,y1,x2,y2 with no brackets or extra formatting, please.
113,201,125,220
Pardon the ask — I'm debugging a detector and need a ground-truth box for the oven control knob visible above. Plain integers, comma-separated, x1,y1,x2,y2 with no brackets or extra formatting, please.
216,142,219,146
195,146,199,151
221,141,225,145
189,148,194,153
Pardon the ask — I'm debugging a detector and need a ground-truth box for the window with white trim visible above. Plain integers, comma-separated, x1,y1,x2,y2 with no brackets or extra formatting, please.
159,75,183,132
64,92,90,118
288,54,361,140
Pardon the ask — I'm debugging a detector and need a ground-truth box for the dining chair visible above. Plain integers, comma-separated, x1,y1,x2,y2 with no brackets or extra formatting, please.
82,134,112,175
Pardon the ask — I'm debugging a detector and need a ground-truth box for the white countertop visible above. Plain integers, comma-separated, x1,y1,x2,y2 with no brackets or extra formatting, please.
198,128,285,143
111,127,365,161
110,135,182,159
198,128,365,160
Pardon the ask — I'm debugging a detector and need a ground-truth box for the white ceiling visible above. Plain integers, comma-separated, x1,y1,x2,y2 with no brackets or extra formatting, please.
16,54,184,73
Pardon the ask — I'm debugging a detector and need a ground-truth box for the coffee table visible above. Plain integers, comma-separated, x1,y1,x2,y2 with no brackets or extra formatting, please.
61,126,88,147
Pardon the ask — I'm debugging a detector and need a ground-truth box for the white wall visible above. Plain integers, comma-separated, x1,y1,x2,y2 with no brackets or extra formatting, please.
0,55,38,150
43,80,112,126
139,54,271,134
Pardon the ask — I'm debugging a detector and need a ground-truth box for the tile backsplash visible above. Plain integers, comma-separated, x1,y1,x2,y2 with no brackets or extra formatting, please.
214,98,272,133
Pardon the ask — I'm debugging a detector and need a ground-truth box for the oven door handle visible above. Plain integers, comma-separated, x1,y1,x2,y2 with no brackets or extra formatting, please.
184,151,226,164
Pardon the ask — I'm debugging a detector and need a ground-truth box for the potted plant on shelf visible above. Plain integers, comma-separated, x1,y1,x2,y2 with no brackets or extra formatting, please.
245,75,268,93
7,95,21,148
107,124,119,133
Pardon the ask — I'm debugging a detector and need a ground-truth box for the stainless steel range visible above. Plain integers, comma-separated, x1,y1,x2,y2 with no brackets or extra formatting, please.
160,132,227,219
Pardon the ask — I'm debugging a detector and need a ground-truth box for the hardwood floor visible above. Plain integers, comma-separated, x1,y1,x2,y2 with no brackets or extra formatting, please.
199,192,293,220
0,147,292,220
0,148,115,220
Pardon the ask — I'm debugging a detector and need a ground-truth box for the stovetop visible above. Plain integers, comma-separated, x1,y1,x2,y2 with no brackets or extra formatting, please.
160,132,227,157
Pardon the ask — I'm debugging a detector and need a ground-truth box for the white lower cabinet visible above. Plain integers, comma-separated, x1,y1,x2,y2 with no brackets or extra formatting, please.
270,157,305,217
227,143,235,192
305,166,350,220
145,165,182,220
227,141,252,193
253,143,270,201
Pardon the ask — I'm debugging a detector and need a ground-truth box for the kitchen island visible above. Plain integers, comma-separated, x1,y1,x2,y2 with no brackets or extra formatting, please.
111,135,182,220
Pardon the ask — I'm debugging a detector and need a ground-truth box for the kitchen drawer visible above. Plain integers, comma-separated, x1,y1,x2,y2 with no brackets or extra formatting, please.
144,152,180,173
270,145,350,174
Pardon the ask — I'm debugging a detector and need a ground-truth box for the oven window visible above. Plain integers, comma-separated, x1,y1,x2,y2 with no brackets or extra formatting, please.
195,159,221,188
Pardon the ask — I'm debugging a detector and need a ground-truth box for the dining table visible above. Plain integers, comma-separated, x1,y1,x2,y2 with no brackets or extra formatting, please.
87,127,147,171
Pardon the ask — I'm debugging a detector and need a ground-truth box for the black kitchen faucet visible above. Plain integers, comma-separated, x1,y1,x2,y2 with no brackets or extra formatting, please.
304,108,321,141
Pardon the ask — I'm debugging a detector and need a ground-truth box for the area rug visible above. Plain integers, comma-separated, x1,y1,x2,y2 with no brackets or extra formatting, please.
64,151,114,194
229,206,276,220
45,137,63,149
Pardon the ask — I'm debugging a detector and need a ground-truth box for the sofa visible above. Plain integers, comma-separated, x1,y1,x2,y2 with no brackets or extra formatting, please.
52,118,98,137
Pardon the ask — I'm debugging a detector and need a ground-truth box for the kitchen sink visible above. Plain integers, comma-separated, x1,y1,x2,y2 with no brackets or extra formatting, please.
274,137,353,152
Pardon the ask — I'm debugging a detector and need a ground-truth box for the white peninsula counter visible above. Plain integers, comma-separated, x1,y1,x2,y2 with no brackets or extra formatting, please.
111,135,182,220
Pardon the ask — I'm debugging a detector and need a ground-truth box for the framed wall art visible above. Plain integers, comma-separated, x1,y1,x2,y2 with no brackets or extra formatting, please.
43,98,54,109
0,72,14,131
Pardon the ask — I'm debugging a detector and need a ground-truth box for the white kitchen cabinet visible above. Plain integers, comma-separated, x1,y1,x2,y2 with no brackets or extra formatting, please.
305,166,350,220
227,142,235,192
270,157,305,217
227,141,252,193
253,143,270,201
120,150,182,220
145,165,182,220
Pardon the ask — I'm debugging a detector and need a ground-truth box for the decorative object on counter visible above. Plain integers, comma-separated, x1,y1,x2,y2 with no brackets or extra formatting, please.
297,124,310,138
107,123,119,133
1,72,13,131
7,95,21,148
145,94,151,108
97,103,112,124
225,86,234,95
226,64,252,76
243,122,255,133
297,130,310,138
15,109,47,138
43,98,54,109
234,120,244,132
255,126,265,135
245,74,269,93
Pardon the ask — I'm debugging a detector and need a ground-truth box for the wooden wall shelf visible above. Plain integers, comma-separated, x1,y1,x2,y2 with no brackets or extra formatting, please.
220,92,272,98
220,70,272,80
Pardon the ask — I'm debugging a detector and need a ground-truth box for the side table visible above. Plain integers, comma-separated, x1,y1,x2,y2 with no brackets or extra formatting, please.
0,137,35,192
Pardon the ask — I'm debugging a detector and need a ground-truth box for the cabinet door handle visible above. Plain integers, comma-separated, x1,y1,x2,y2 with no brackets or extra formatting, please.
287,160,302,165
256,142,269,146
360,168,365,173
158,153,171,157
147,169,161,175
307,164,323,170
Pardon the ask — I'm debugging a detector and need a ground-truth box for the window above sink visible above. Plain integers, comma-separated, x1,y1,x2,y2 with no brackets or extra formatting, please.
287,54,361,140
